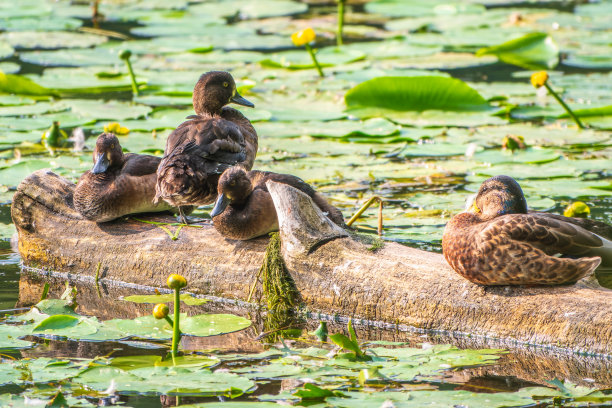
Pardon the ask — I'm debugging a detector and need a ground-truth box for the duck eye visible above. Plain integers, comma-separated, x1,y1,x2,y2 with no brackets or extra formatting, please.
110,144,115,149
229,180,236,186
223,81,229,88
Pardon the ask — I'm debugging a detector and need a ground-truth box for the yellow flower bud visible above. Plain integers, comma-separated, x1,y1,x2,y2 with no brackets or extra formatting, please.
530,71,549,88
291,27,316,47
167,274,187,290
104,122,130,136
152,303,169,319
563,201,590,218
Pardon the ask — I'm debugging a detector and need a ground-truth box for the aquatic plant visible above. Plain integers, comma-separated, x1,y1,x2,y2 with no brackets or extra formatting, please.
291,28,324,77
564,201,590,218
118,49,139,97
166,274,187,357
531,70,585,129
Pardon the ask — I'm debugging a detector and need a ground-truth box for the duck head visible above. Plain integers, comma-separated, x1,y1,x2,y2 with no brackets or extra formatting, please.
211,167,252,217
469,175,528,220
92,133,123,174
192,71,254,116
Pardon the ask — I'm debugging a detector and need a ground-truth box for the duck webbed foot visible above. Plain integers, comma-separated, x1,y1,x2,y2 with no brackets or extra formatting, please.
176,206,209,225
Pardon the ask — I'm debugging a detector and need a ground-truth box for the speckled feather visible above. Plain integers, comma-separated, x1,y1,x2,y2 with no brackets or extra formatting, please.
442,175,608,286
155,108,257,207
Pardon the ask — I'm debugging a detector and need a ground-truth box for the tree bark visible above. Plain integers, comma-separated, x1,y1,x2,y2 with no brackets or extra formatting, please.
11,170,612,356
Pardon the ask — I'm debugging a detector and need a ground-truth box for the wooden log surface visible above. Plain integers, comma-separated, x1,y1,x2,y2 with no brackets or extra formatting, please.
11,169,612,355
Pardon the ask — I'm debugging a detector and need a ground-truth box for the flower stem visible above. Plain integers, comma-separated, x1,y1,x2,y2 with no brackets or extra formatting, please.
305,44,324,77
124,58,139,97
337,0,346,46
544,82,584,129
171,288,181,357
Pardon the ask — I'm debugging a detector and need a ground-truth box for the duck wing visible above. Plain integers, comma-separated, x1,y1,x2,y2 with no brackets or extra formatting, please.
122,153,161,177
531,211,612,240
492,213,604,257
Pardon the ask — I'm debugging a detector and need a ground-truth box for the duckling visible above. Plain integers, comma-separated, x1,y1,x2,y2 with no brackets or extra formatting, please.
210,167,344,240
155,71,257,223
74,133,173,222
442,175,611,285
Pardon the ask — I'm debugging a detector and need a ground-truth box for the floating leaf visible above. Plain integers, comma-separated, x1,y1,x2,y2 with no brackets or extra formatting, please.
0,71,56,96
345,76,493,119
123,293,209,305
32,314,79,331
476,32,559,70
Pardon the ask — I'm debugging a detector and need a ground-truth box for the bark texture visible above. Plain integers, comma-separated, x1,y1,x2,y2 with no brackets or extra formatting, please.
11,170,612,356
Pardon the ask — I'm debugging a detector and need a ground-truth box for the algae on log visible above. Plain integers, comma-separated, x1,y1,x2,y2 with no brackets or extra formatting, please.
11,169,612,355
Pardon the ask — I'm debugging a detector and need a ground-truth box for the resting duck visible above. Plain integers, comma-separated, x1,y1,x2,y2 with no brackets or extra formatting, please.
155,71,257,223
210,167,345,240
74,133,173,222
442,175,611,285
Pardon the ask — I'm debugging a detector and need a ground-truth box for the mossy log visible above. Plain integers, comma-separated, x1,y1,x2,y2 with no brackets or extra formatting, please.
11,170,612,356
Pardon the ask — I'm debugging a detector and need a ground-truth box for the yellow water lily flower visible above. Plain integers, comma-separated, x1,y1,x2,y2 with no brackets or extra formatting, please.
291,27,316,47
530,71,549,88
563,201,590,218
104,122,130,135
152,303,169,319
167,274,187,290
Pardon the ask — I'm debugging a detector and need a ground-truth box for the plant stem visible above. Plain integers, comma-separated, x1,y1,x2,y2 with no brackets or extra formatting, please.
305,44,324,77
124,58,139,97
337,0,346,46
94,261,102,298
544,82,584,129
347,196,384,236
171,288,181,357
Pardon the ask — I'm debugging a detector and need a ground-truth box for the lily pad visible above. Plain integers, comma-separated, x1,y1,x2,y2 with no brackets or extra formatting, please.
345,76,493,118
1,31,107,49
123,293,209,305
260,47,365,70
476,32,559,70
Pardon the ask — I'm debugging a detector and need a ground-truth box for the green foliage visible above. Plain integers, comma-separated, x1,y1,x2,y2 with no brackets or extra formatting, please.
345,76,493,117
476,32,559,70
0,71,57,96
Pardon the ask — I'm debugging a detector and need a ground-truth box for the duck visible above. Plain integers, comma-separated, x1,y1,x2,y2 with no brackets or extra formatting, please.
74,133,173,222
442,175,612,286
210,166,345,240
154,71,257,223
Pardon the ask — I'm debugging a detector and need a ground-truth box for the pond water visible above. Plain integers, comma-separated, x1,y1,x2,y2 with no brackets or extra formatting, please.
1,0,612,406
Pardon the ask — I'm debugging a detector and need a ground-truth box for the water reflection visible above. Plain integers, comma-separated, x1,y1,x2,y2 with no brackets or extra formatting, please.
12,272,612,390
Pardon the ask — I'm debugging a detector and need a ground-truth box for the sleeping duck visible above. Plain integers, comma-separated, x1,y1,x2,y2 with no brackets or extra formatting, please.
210,166,345,240
442,175,611,285
74,133,173,222
155,71,257,223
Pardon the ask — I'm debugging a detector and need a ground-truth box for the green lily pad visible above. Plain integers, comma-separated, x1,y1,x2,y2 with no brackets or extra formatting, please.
0,71,56,96
1,31,107,49
181,314,252,337
345,76,493,118
476,32,559,70
0,16,82,32
75,366,254,396
122,293,209,305
0,42,13,59
59,99,152,121
260,47,365,70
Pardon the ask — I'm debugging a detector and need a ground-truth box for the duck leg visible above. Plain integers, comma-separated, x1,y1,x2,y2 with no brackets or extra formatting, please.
176,206,209,225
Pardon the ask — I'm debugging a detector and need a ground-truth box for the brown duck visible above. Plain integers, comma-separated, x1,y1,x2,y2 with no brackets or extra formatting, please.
442,175,611,285
155,71,257,223
210,167,345,240
74,133,173,222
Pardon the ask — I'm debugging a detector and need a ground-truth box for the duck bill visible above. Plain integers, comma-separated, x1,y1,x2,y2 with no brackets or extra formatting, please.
230,92,254,108
211,194,230,218
92,153,110,174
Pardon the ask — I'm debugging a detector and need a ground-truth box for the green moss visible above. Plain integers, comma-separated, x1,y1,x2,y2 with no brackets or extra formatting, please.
260,232,302,341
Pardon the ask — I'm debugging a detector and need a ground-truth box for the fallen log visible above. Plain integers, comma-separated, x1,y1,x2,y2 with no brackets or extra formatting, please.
11,169,612,355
